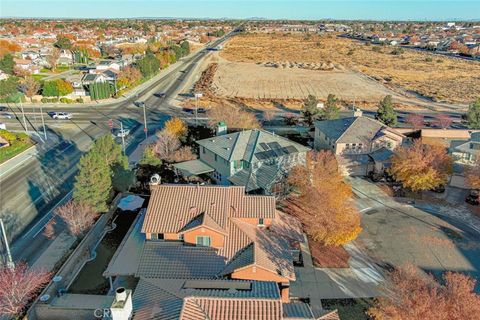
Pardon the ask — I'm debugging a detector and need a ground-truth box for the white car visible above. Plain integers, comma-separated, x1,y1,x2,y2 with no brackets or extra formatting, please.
116,128,130,138
52,112,72,120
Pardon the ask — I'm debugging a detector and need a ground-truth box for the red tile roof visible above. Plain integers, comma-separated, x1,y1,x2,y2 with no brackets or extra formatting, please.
142,185,275,234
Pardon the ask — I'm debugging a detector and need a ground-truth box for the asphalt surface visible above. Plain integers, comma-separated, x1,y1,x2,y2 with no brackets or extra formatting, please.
0,34,232,266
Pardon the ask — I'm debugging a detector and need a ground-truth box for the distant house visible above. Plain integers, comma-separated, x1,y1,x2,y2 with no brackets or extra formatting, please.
81,73,107,85
58,49,74,65
314,114,405,176
96,60,121,72
451,132,480,163
174,128,310,196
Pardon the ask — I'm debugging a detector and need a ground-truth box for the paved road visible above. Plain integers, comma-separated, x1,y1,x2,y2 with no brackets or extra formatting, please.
0,33,233,266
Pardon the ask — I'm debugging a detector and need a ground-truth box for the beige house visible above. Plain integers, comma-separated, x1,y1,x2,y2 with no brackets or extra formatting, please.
314,116,405,176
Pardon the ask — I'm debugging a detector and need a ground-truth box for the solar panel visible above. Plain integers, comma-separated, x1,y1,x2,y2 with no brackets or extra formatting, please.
268,142,282,150
284,146,298,154
259,142,270,150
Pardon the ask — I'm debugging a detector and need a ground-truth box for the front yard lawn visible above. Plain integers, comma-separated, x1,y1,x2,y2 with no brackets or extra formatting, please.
0,130,34,164
321,298,374,320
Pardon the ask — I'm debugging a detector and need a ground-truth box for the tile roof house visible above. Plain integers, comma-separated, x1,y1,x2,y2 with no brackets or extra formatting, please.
104,184,314,319
451,131,480,164
314,115,405,176
174,129,310,196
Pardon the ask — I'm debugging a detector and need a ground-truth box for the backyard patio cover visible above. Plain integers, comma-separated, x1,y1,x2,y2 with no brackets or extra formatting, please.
173,159,214,177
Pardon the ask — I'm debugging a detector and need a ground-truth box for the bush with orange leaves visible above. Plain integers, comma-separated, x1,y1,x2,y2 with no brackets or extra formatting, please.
164,117,188,141
389,140,453,192
368,265,480,320
465,157,480,190
285,151,361,246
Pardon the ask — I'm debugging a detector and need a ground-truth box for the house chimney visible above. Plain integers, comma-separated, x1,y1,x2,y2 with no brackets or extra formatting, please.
116,287,127,302
216,121,227,136
150,174,161,185
110,287,132,320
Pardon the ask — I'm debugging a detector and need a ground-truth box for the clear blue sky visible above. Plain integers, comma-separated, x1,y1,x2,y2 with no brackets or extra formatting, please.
1,0,479,21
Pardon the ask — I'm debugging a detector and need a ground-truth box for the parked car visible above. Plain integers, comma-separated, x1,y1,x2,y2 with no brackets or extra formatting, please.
0,106,9,112
197,108,206,114
116,128,130,138
154,92,166,98
465,190,479,205
1,113,13,119
51,112,72,120
134,101,145,108
430,185,445,193
182,108,194,114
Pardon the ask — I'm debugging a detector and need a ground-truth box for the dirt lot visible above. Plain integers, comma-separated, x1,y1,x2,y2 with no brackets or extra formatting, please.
219,32,480,104
213,60,393,102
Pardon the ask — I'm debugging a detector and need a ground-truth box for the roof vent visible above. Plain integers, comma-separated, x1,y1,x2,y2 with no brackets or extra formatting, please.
211,202,216,207
227,136,232,140
211,139,215,142
226,147,230,150
189,206,198,215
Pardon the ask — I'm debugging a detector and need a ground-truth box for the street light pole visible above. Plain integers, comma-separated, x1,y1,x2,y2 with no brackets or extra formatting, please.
0,219,15,270
194,92,203,126
40,104,47,141
142,103,148,139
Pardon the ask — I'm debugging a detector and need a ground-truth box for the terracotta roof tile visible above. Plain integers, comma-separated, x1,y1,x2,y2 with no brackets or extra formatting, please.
142,185,274,234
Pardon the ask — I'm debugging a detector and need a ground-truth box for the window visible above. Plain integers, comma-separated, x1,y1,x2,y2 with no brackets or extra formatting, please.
258,218,265,226
346,144,350,149
358,143,363,149
152,233,164,240
214,154,218,162
202,147,206,154
196,236,211,247
178,234,184,241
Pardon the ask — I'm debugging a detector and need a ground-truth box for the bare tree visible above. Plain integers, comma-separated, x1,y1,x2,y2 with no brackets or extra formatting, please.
263,110,276,123
368,265,480,320
406,113,424,130
46,48,61,72
433,114,453,129
154,130,181,160
0,264,50,317
55,200,98,236
23,76,40,102
207,104,260,130
43,220,56,239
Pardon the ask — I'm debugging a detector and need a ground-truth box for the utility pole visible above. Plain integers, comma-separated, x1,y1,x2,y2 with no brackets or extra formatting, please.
120,121,126,154
142,102,148,139
194,92,203,126
19,101,29,134
40,105,47,140
0,219,15,270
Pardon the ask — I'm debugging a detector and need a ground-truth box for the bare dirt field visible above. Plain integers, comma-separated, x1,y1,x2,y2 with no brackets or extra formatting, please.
219,32,480,104
213,60,393,102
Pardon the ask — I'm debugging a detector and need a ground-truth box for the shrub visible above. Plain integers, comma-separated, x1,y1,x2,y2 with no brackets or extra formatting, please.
41,98,48,103
76,97,84,103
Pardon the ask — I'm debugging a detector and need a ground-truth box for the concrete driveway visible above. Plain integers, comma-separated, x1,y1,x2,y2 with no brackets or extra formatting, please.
350,177,480,291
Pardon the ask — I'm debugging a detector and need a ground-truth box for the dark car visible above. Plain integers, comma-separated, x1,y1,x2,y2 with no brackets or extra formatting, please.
154,92,166,98
0,106,8,112
197,108,206,114
430,185,445,193
465,190,480,205
182,108,194,114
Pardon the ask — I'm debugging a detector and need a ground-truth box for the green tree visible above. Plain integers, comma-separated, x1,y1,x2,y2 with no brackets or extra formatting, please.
91,134,126,167
321,94,340,120
301,94,321,126
467,99,480,129
140,145,162,166
73,150,112,213
0,54,15,75
180,41,190,56
376,95,397,126
0,77,19,100
89,82,113,100
136,50,160,78
54,36,72,50
42,79,73,97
